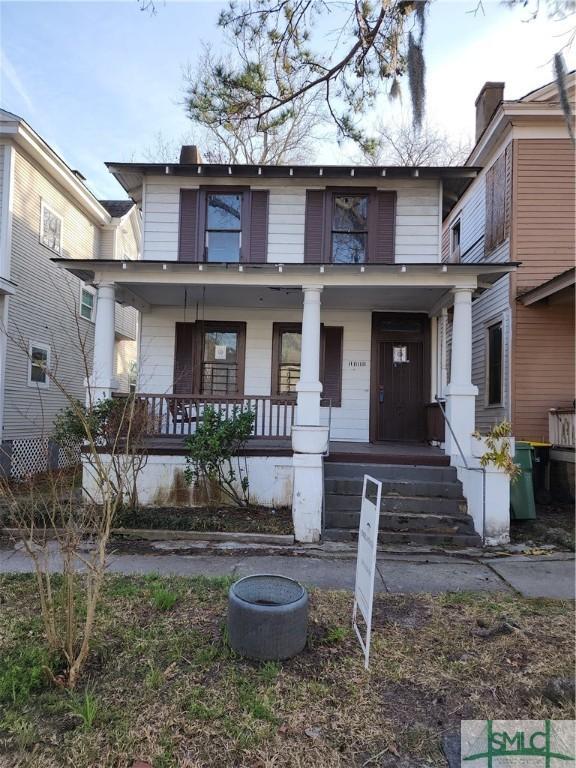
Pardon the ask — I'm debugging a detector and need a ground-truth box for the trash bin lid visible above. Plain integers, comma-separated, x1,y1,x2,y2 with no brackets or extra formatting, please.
527,441,552,447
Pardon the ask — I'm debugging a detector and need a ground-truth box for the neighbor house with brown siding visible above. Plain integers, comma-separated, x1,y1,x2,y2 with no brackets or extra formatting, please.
443,74,575,495
0,110,141,478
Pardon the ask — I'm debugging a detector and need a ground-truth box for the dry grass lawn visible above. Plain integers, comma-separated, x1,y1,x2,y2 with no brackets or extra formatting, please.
0,574,573,768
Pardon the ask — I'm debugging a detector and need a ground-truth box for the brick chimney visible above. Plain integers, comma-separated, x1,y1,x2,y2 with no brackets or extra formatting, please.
179,145,203,164
475,82,505,142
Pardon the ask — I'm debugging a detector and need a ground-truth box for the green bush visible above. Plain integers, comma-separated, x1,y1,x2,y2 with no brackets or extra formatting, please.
184,406,255,506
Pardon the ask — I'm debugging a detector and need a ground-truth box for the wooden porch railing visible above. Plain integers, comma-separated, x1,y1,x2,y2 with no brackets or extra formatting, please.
119,393,297,440
549,407,576,449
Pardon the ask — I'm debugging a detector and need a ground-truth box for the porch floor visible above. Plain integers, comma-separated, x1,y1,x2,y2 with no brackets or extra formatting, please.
143,438,449,466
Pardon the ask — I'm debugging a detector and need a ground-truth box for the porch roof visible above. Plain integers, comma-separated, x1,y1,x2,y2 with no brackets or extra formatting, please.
52,259,517,314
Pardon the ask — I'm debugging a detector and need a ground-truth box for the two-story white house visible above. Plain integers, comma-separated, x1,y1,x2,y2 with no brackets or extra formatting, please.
0,110,141,479
57,146,516,545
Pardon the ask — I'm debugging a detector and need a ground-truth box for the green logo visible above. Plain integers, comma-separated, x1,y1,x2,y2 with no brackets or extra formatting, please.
463,720,574,767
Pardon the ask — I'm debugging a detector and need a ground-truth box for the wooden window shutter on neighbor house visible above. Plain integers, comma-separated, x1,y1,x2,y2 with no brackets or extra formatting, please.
178,190,199,262
304,190,326,262
248,190,269,263
173,322,196,393
369,191,396,263
321,326,343,407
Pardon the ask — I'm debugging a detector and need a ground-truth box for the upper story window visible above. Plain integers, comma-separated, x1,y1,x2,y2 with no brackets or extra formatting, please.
206,193,242,262
332,195,369,264
28,342,50,389
40,201,62,254
304,189,395,264
485,145,511,255
450,220,461,263
80,283,96,322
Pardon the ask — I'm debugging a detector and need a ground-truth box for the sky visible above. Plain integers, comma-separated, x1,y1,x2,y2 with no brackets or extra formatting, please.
1,0,574,199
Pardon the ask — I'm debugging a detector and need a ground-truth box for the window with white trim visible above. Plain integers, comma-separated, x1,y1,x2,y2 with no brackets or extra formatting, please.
40,202,62,254
28,343,50,388
80,283,96,321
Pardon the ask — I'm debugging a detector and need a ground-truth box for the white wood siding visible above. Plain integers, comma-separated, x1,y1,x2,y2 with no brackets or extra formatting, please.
139,306,372,442
2,148,100,440
141,177,441,264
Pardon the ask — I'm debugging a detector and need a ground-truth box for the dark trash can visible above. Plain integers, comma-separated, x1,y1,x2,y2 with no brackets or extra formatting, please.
529,442,551,504
510,441,536,520
227,575,308,661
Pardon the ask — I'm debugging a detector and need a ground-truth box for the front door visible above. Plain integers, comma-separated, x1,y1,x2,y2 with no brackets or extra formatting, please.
371,313,429,442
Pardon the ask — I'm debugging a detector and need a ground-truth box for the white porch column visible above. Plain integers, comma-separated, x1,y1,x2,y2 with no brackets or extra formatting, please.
291,284,327,543
90,283,116,401
445,287,478,459
295,285,323,426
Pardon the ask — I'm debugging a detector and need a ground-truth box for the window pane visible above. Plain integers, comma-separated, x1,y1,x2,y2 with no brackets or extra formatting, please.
279,365,300,393
202,330,239,395
42,208,61,253
202,364,237,394
488,324,502,404
332,232,367,264
280,332,301,364
207,193,241,230
333,196,368,231
30,347,48,383
203,331,238,363
206,231,240,262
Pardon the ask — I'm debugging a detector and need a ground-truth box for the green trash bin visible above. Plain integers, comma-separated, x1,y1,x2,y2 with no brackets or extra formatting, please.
510,441,536,520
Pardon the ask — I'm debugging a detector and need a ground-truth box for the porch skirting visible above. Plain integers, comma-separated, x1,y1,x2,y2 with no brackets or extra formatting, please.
83,453,294,509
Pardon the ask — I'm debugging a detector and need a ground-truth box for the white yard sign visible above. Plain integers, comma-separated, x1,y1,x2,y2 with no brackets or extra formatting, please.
352,475,382,669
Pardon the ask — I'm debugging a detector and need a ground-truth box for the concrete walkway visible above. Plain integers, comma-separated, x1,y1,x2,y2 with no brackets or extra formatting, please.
1,539,574,599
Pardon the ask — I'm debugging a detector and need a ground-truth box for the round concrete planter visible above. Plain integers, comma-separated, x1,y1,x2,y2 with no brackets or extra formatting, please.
227,575,309,660
291,425,329,454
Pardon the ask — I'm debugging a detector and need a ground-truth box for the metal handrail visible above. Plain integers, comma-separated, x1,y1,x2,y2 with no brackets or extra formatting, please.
435,395,487,546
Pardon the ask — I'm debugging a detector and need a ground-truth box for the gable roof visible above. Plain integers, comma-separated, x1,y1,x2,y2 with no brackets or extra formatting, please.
0,108,111,225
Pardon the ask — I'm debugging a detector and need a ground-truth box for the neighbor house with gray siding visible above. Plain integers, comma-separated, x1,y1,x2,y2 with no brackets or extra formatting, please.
0,109,141,478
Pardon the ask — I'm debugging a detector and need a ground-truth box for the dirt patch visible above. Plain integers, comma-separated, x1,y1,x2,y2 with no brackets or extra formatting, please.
116,504,294,535
511,502,575,550
372,594,433,630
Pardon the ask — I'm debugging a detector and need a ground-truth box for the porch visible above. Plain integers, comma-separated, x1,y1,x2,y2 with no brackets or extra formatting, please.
58,260,516,544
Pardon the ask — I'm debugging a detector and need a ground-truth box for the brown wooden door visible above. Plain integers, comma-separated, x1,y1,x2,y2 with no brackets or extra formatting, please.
370,312,430,443
375,340,425,442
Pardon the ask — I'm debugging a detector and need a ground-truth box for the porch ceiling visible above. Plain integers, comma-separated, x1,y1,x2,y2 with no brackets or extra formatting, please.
116,282,451,311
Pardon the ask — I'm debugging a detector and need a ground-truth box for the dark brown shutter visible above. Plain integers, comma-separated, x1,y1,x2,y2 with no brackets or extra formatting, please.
304,190,326,263
248,190,269,263
321,326,343,407
504,143,512,240
485,165,494,253
369,191,396,263
178,189,199,262
173,322,195,393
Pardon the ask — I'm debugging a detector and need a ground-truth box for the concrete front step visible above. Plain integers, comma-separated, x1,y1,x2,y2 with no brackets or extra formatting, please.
324,462,459,483
324,510,476,534
325,493,468,516
325,477,464,499
323,528,483,547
